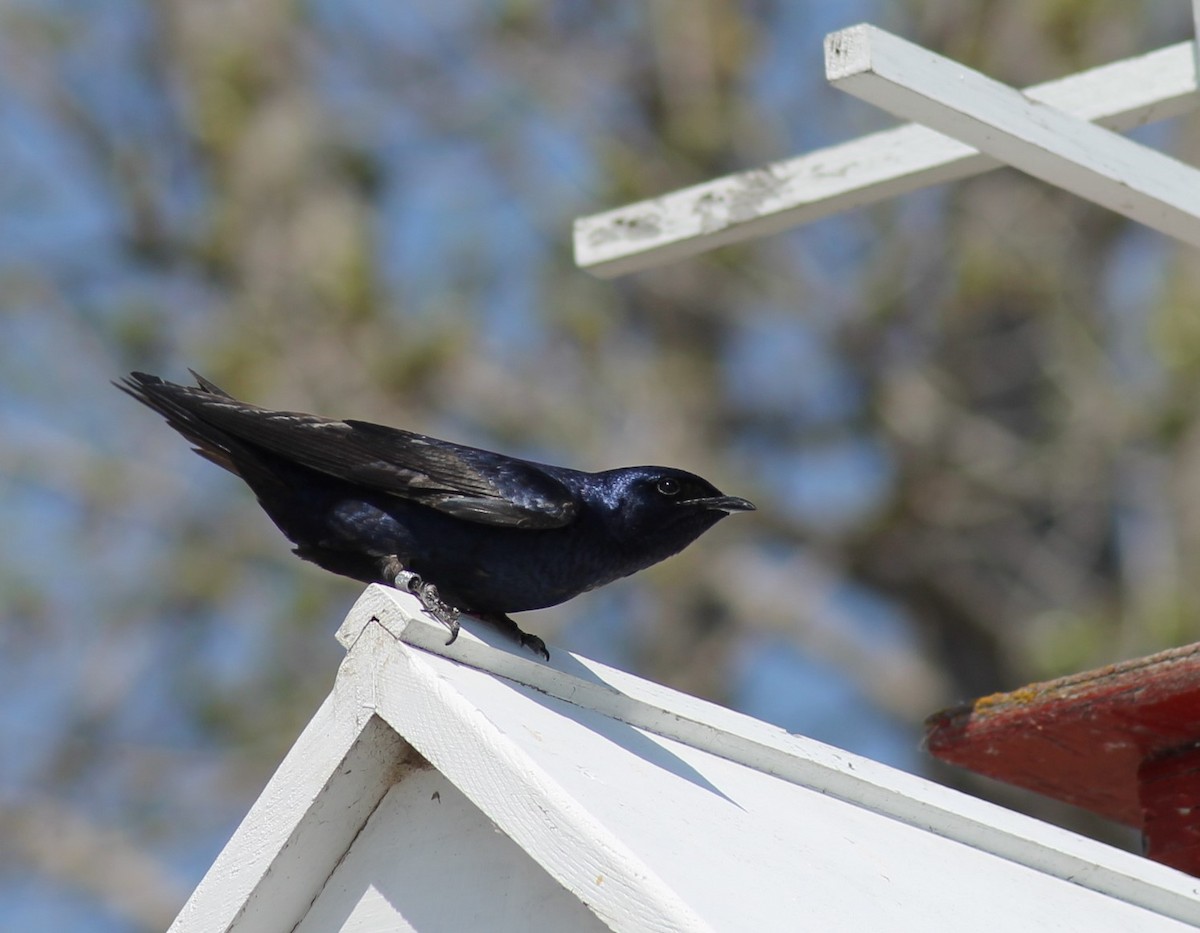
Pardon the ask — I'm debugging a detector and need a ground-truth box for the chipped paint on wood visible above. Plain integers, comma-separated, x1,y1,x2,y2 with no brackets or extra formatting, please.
927,642,1200,835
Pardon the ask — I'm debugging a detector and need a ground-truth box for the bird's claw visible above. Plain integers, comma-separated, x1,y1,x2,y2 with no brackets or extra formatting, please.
387,563,545,659
521,632,550,662
393,568,461,644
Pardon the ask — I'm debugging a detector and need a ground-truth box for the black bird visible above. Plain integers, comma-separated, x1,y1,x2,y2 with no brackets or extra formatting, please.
117,372,755,659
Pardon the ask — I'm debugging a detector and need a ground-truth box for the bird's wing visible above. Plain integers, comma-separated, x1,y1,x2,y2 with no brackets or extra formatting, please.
131,376,579,529
341,417,579,528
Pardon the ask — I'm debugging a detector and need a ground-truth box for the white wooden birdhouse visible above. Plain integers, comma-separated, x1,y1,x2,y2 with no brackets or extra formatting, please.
168,584,1199,932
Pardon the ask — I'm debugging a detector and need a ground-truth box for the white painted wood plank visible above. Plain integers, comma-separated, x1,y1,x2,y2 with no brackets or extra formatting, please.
350,613,714,933
826,24,1200,247
295,769,609,933
429,658,1197,932
574,40,1198,277
347,585,1200,927
168,691,403,933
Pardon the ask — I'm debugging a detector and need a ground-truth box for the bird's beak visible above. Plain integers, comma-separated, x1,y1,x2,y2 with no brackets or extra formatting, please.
685,495,756,513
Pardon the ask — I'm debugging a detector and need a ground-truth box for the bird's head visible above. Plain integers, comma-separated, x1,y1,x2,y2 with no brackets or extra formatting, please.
594,466,755,561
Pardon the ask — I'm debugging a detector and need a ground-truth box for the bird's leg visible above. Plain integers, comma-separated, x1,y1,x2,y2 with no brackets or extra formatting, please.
474,611,550,662
380,556,460,645
398,571,461,646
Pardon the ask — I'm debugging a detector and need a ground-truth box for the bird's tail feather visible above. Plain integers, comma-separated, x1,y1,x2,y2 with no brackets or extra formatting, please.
114,372,243,476
187,369,235,399
117,372,337,555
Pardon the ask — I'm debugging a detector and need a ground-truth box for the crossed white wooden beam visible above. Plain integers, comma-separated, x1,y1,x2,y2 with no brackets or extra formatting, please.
574,25,1200,278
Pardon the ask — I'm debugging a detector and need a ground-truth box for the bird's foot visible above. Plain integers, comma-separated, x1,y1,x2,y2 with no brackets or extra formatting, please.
391,568,461,645
475,611,550,661
519,632,550,662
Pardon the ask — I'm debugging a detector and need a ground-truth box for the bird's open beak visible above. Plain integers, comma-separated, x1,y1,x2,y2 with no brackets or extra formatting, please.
685,495,756,512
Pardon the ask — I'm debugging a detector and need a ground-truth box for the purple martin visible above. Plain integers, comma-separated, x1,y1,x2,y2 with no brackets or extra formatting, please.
117,372,755,659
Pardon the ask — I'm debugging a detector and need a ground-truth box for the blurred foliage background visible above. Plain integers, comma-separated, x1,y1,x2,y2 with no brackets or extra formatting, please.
2,1,1199,929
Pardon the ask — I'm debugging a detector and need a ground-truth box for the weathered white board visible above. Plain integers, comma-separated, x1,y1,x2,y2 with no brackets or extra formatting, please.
826,25,1200,247
575,39,1198,276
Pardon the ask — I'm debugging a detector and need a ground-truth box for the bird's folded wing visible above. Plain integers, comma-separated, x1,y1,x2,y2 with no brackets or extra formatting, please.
196,401,579,530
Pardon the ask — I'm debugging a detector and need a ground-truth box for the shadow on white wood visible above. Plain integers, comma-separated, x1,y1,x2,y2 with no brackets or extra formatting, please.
295,767,608,933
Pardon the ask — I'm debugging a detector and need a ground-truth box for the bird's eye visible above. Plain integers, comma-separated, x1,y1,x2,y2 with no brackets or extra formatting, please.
656,477,681,497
